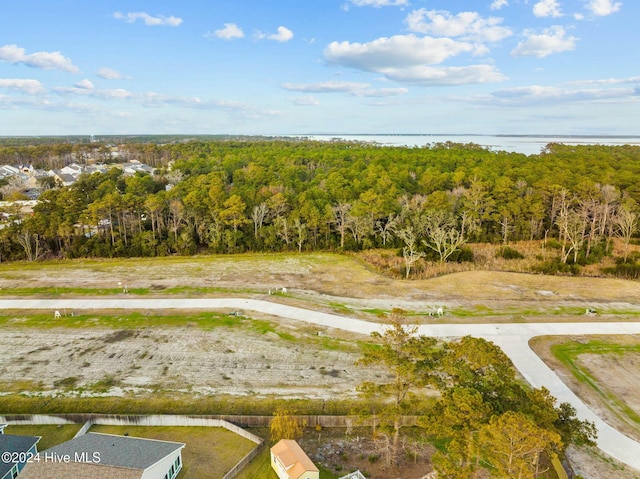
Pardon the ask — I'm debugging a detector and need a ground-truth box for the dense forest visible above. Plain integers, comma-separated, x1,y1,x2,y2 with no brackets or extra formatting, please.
1,139,639,275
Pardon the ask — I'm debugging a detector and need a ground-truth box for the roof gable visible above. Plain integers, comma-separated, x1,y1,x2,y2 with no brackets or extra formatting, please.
271,439,319,479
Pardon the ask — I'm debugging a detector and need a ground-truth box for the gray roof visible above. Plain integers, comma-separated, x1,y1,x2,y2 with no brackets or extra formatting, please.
44,433,184,470
21,461,143,479
0,434,40,477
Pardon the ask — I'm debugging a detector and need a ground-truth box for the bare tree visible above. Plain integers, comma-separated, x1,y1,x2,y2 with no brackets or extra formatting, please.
17,230,45,261
395,226,425,279
422,210,467,263
293,217,307,252
375,213,399,246
251,202,269,239
615,204,638,263
332,202,352,248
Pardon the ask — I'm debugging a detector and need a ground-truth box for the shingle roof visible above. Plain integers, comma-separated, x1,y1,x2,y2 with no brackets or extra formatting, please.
43,433,184,470
0,434,40,477
271,439,319,479
20,461,143,479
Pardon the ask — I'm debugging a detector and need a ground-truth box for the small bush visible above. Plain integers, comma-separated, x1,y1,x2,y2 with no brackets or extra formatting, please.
544,239,563,250
602,263,640,279
534,260,581,276
496,245,525,260
449,246,474,263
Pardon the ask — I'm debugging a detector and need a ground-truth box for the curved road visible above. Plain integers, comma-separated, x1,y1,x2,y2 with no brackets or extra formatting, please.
2,297,640,470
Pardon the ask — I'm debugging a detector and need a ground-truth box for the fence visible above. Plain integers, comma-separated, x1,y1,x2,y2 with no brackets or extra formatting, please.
0,413,418,430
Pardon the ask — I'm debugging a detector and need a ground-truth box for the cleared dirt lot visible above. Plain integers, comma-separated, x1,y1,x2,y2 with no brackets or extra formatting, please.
531,335,640,479
0,318,382,399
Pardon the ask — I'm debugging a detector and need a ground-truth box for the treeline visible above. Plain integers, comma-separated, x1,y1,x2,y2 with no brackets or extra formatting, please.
1,140,639,267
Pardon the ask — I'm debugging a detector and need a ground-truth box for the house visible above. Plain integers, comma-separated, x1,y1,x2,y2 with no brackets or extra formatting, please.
48,170,76,187
0,429,40,479
271,439,319,479
20,432,184,479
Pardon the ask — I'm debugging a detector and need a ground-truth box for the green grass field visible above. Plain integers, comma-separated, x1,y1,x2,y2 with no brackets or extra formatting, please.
2,424,82,450
89,425,257,479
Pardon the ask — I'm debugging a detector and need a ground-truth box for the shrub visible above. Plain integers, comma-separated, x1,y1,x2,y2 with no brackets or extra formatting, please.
602,263,640,279
496,245,525,260
534,260,581,276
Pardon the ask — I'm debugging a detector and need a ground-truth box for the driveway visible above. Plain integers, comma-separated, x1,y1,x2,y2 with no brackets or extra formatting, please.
1,298,639,470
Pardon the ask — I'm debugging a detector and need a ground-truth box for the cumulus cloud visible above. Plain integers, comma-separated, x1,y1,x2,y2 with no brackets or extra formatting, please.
74,79,94,90
511,26,577,58
325,35,477,70
256,26,294,42
0,44,79,73
324,34,507,85
491,0,509,10
533,0,563,17
98,67,124,80
585,0,622,16
282,80,408,97
208,23,245,40
0,79,44,95
113,12,182,27
406,9,513,43
348,0,409,7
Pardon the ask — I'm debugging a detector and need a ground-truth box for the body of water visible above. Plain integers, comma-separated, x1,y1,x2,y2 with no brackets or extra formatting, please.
301,134,640,156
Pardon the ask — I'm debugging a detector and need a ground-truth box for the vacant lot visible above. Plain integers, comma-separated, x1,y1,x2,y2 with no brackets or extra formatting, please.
531,335,640,441
0,314,380,399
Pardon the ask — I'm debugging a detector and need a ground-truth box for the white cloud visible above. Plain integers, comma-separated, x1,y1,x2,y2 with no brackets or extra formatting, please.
511,26,577,58
0,44,79,73
113,12,182,27
348,0,409,7
491,0,509,10
325,35,476,70
585,0,622,16
324,34,507,86
209,23,245,40
381,64,506,85
533,0,563,17
281,81,408,97
567,76,640,86
74,79,94,90
98,67,124,80
256,26,294,42
406,9,513,43
292,95,321,106
0,79,44,95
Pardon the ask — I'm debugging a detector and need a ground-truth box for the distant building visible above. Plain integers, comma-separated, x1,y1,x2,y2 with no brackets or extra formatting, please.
20,432,184,479
271,439,319,479
0,428,40,479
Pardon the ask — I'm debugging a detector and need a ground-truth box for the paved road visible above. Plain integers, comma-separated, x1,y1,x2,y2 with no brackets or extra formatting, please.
2,298,640,470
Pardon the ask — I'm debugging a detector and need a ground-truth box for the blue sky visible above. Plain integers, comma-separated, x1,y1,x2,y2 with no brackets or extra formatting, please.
0,0,637,136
